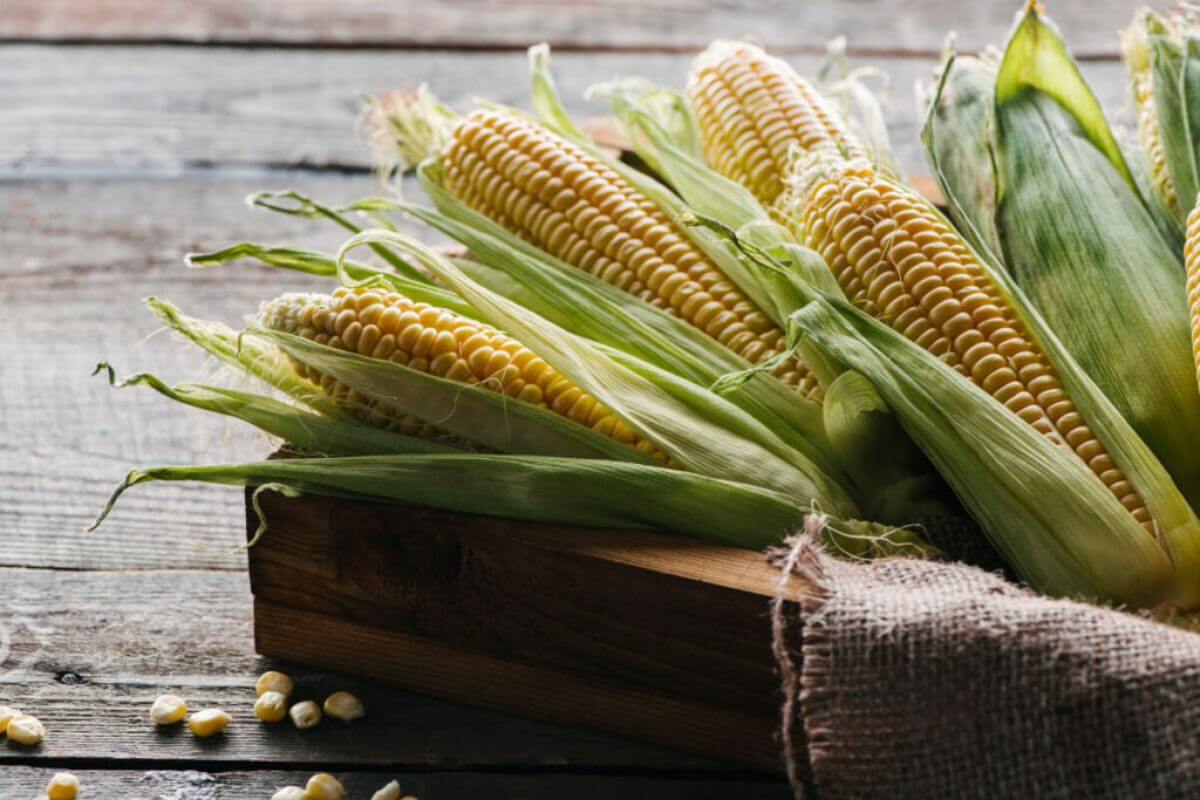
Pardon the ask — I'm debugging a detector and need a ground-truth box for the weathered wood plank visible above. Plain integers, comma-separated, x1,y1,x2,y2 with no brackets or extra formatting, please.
0,173,426,570
0,567,747,773
0,767,792,799
0,45,1135,177
0,0,1167,55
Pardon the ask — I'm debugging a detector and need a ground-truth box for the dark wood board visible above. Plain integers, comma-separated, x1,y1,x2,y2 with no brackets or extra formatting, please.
1,45,1133,178
246,490,806,773
0,0,1168,55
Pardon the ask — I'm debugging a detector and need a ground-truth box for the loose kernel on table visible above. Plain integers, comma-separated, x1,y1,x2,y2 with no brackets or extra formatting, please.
305,772,345,800
323,691,365,722
271,787,308,800
256,670,295,698
7,714,45,746
0,706,20,733
187,708,231,738
289,700,321,730
254,690,289,723
150,694,188,725
371,780,402,800
46,772,79,800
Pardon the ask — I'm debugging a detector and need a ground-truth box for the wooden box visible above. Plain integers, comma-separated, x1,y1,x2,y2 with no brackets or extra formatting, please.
246,489,804,773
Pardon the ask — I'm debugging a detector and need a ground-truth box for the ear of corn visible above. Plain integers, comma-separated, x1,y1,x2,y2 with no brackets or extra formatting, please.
920,6,1200,512
1184,192,1200,394
685,40,868,208
335,230,860,513
790,294,1185,607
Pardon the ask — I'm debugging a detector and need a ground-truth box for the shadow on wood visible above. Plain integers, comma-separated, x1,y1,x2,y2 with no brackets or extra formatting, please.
246,488,807,775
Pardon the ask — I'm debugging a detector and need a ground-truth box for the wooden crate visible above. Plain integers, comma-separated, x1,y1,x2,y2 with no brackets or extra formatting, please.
246,489,803,774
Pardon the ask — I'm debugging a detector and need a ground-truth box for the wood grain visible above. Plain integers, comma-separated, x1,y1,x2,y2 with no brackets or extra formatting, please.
0,45,1135,177
0,0,1167,55
0,567,735,772
0,767,792,799
247,492,806,771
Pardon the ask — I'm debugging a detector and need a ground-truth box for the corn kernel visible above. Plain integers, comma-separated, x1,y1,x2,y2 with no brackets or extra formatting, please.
371,781,402,800
187,708,230,738
323,691,365,722
288,700,321,730
7,714,44,746
271,787,308,800
256,670,295,698
306,772,345,800
46,772,79,800
150,694,188,725
0,706,19,733
254,690,289,723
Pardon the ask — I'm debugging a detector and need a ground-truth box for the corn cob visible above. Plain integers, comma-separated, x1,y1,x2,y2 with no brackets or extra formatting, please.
1122,18,1180,216
1185,195,1200,392
786,156,1152,531
685,40,867,209
437,106,823,400
261,286,673,464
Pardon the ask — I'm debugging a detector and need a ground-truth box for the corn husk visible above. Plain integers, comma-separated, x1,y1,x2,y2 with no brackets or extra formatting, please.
921,6,1200,511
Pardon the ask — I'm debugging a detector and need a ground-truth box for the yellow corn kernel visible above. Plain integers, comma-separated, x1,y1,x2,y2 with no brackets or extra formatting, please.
150,694,188,725
687,40,867,208
323,691,365,722
1185,194,1200,392
371,781,402,800
0,706,19,733
439,106,821,400
790,156,1152,530
271,787,308,800
7,714,44,746
255,690,289,723
186,708,230,738
306,772,346,800
261,287,675,465
255,670,295,698
288,700,322,730
46,772,79,800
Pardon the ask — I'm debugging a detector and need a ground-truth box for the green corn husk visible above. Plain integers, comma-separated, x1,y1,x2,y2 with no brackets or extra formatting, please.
1122,8,1200,233
921,6,1200,511
789,294,1200,609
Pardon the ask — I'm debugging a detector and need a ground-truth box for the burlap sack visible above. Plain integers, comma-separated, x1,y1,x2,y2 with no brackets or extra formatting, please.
772,521,1200,799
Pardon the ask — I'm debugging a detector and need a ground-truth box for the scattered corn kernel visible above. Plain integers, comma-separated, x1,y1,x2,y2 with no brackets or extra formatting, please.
322,691,365,722
254,690,289,723
256,670,295,698
187,708,230,738
288,700,321,730
46,772,79,800
0,706,19,734
8,714,45,746
371,781,402,800
150,694,188,725
306,772,345,800
271,787,308,800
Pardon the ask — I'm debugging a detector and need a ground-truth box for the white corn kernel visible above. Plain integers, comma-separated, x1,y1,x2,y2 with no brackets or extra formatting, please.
256,670,295,698
7,714,44,746
306,772,345,800
150,694,188,725
0,706,19,733
46,772,79,800
271,787,308,800
255,690,289,723
323,691,365,722
371,780,402,800
187,708,230,738
288,700,321,730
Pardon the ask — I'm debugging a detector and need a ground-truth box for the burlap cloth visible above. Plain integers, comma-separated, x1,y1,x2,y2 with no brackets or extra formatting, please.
771,517,1200,799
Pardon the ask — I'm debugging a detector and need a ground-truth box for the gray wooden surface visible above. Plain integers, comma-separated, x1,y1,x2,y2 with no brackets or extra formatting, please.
0,2,1141,797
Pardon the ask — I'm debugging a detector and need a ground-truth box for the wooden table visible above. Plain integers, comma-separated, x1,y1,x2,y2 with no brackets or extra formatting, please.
0,2,1148,796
